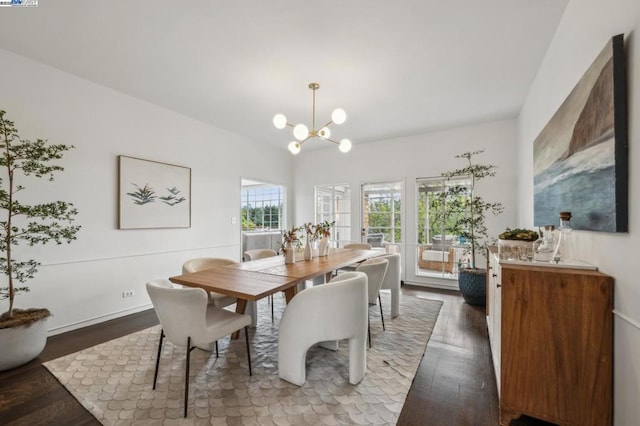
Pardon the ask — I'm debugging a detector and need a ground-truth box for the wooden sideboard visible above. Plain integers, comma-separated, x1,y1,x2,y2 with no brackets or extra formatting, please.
486,248,613,425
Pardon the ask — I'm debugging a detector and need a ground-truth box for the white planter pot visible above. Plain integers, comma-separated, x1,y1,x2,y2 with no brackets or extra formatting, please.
0,317,48,371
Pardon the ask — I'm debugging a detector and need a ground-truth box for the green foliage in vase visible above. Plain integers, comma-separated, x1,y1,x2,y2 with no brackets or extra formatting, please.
0,110,80,324
498,228,539,241
280,226,302,254
441,150,503,269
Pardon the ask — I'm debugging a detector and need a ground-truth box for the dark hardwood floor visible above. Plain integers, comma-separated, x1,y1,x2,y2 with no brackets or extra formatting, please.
0,286,551,425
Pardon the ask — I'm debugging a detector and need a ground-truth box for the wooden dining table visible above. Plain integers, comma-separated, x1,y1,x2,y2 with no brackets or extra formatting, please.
168,248,380,338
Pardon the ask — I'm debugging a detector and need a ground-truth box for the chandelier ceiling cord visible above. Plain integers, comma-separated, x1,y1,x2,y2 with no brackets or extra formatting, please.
273,82,352,154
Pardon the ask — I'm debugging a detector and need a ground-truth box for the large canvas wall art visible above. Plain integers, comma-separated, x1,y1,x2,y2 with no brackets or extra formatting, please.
533,34,627,232
118,156,191,229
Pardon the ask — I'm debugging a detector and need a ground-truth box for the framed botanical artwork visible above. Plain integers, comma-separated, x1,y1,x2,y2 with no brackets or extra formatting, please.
533,34,628,232
118,156,191,229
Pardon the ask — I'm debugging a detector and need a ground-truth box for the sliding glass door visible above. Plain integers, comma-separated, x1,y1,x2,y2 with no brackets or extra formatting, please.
361,181,402,252
416,177,471,278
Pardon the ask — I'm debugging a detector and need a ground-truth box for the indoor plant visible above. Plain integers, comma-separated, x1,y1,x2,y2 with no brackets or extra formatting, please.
442,150,503,305
280,226,301,264
0,110,80,370
316,220,335,256
302,222,317,260
497,228,539,260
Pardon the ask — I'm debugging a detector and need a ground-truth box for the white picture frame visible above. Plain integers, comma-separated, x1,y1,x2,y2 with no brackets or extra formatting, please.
118,155,191,229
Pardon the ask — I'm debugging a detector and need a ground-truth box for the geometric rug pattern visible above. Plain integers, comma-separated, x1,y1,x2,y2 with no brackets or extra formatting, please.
44,292,442,425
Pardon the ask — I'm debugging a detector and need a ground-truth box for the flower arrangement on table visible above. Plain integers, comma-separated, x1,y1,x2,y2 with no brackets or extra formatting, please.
316,220,335,239
315,220,335,256
280,226,302,254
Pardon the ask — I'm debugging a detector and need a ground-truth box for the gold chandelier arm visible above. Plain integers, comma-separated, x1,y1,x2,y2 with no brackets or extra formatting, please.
320,120,334,129
320,136,340,145
298,135,313,146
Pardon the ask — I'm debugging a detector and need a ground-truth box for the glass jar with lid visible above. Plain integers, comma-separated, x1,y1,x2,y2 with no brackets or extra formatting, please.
552,211,572,263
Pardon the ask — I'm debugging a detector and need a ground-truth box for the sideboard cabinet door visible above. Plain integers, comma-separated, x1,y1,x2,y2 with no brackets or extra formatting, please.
489,259,613,426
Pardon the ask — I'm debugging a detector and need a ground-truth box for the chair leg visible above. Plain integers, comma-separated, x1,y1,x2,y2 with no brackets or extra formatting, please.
244,326,252,376
368,314,371,349
271,295,274,323
215,341,219,358
185,337,195,418
378,295,386,331
153,329,164,390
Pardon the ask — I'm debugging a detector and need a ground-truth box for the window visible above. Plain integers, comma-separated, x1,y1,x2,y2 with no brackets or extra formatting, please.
416,176,471,278
315,184,351,248
241,180,284,231
361,181,402,248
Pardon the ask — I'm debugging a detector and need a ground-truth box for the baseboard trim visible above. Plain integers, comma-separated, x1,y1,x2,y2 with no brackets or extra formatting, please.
48,303,153,336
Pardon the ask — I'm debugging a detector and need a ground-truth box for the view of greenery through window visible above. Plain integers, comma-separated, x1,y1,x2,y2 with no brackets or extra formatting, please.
362,182,402,244
417,177,470,245
416,176,471,278
241,182,284,231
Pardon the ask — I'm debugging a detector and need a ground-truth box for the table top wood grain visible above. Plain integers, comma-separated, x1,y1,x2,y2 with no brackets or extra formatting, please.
169,248,380,301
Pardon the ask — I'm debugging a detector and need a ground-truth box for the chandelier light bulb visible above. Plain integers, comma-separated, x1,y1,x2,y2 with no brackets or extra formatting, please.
338,138,352,153
319,127,331,139
331,108,347,125
288,141,301,154
273,114,287,129
293,123,308,141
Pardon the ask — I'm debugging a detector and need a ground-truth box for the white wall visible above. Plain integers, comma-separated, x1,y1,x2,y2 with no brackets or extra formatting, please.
293,119,519,288
0,48,293,334
517,1,639,423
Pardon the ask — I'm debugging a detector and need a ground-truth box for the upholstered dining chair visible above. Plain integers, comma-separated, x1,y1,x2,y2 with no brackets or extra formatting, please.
377,253,401,318
355,257,389,348
146,279,252,418
182,257,257,327
278,271,368,386
181,257,238,308
339,243,374,272
243,248,279,322
343,243,373,250
243,248,278,261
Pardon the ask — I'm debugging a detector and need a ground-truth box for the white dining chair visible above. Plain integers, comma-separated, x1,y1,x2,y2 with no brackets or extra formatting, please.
278,271,368,386
243,249,279,322
181,257,238,308
377,253,401,318
356,257,389,348
344,243,373,250
243,248,278,261
146,279,252,418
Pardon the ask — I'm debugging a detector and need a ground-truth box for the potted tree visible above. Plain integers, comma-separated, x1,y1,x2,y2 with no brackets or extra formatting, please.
442,150,503,305
0,110,80,371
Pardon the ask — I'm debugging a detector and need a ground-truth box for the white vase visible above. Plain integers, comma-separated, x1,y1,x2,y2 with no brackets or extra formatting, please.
318,237,329,257
284,247,295,264
304,240,312,260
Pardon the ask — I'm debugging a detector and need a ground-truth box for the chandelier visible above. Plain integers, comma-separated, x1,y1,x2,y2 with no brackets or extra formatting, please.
273,82,352,154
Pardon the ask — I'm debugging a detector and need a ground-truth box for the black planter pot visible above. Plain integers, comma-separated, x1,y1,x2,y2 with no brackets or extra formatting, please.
458,268,486,306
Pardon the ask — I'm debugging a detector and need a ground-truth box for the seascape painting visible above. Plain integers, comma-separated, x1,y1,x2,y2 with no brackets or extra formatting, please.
533,34,627,232
118,156,191,229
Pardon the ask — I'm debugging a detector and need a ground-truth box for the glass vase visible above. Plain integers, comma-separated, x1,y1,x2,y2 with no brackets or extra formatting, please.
552,211,572,263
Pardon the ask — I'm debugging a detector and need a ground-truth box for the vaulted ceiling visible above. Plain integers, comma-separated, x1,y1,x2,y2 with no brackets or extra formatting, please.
0,0,568,151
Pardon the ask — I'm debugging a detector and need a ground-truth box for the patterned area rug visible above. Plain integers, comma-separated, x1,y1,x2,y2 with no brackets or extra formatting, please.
44,292,442,425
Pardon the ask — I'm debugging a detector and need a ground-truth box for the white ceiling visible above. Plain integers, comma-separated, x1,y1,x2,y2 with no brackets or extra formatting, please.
0,0,568,151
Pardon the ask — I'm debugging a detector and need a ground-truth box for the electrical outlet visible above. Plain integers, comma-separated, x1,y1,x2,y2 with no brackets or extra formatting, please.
122,290,135,298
